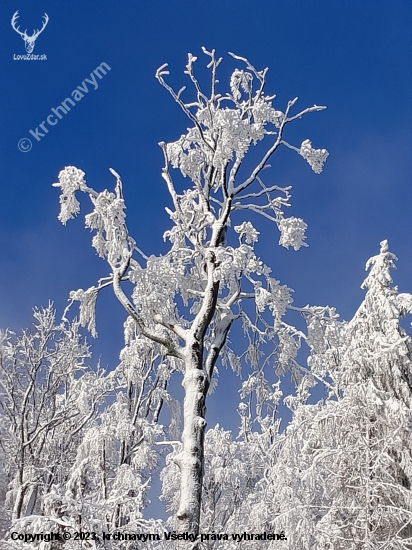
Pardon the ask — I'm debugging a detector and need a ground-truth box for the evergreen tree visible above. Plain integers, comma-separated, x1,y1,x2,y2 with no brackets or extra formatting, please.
269,241,412,549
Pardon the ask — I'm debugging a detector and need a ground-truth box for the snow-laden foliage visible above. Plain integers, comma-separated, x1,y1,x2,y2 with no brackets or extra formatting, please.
0,307,104,538
0,311,177,549
53,48,328,538
258,241,412,549
45,334,181,548
53,165,86,225
299,139,329,174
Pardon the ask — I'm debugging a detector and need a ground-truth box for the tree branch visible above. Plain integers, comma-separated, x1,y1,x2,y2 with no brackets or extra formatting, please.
155,64,214,154
205,312,239,383
153,314,188,342
112,261,184,360
231,98,298,195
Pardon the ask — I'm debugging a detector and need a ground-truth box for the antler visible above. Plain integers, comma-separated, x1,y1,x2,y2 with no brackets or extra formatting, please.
31,13,49,40
11,11,49,41
11,11,28,39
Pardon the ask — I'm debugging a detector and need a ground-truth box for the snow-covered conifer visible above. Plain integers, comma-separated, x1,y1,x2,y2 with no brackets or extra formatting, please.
267,241,412,549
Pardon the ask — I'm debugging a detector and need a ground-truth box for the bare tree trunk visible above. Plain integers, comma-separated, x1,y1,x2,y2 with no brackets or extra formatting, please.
25,484,38,516
12,481,28,520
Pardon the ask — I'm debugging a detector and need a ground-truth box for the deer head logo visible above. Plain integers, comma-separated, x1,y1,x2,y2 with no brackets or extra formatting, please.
11,11,49,54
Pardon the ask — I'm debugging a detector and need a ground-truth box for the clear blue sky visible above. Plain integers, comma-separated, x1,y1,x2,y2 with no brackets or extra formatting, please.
1,1,412,435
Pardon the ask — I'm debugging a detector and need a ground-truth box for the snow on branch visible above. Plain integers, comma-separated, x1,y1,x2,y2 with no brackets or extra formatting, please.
298,139,329,174
156,50,328,202
52,165,87,224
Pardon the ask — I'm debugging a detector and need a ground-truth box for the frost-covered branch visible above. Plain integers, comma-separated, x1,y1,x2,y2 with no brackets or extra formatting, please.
112,262,185,359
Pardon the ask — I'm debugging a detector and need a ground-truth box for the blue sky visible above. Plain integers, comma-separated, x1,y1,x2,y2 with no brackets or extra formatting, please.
1,0,412,437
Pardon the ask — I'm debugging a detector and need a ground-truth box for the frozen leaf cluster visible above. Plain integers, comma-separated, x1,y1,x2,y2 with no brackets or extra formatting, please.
52,166,86,224
85,189,134,267
234,221,260,244
230,69,253,100
277,215,308,250
67,286,98,337
299,139,329,174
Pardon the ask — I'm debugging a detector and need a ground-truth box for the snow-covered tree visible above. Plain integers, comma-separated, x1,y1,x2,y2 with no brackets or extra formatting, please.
56,333,178,545
265,241,412,549
160,397,282,544
0,306,106,542
53,49,328,539
0,310,171,549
